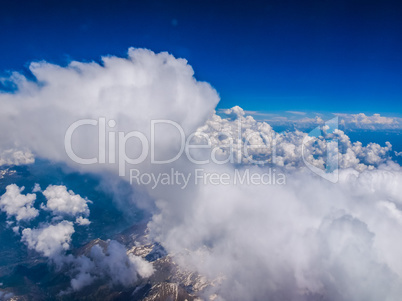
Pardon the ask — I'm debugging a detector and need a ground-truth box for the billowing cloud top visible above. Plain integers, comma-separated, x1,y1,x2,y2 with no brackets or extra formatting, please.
0,48,219,171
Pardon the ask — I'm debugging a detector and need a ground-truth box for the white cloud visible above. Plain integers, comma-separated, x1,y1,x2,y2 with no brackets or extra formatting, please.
286,110,307,115
32,183,41,193
42,185,90,217
193,107,392,171
66,240,154,291
0,184,38,222
75,216,91,226
0,48,216,296
0,149,34,166
353,113,395,125
18,217,152,291
336,113,400,129
0,48,219,180
144,108,402,300
148,164,402,301
250,111,402,130
12,226,20,234
89,240,154,286
21,221,75,257
0,290,14,300
68,255,96,291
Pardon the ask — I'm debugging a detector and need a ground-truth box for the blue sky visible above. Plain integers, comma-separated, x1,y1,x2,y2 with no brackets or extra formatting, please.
1,0,401,114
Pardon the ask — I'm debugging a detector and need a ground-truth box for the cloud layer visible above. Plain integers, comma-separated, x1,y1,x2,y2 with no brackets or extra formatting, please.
241,110,402,130
149,163,402,300
1,48,402,300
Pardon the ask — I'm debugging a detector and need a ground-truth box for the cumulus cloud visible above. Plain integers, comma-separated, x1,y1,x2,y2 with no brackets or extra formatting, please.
0,48,219,180
0,48,215,296
75,216,91,226
4,181,151,293
193,106,392,171
148,164,402,301
21,221,75,258
0,184,38,222
42,185,90,217
32,183,41,193
0,149,34,166
19,218,152,292
145,108,402,300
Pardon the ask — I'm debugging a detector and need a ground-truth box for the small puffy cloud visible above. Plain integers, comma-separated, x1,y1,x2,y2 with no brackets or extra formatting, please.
12,226,19,234
21,221,75,257
32,183,41,193
42,185,90,217
222,105,245,119
75,216,91,226
0,149,34,166
0,184,38,222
